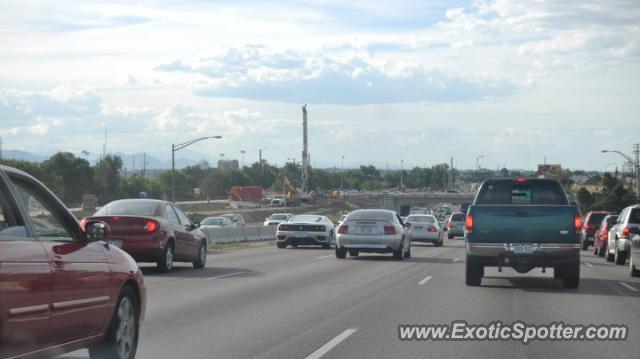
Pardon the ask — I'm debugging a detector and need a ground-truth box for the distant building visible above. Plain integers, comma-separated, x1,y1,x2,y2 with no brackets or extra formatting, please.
571,175,589,184
218,159,239,171
538,164,562,176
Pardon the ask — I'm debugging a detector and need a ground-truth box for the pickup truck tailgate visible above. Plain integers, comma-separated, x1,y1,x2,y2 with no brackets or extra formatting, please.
469,205,578,244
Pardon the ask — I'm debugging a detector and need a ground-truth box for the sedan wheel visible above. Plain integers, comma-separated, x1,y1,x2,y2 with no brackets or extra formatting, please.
89,288,139,359
193,241,207,268
630,256,640,277
157,244,174,273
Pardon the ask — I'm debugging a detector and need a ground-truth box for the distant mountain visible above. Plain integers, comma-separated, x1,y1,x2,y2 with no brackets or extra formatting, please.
1,150,49,162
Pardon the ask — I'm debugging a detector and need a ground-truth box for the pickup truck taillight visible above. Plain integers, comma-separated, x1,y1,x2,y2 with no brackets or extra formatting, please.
465,214,474,232
337,225,348,234
622,227,630,238
574,214,582,232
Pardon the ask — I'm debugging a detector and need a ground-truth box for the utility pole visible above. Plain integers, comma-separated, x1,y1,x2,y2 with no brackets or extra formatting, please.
259,149,263,174
448,157,454,190
142,152,147,177
301,104,309,193
400,159,404,189
240,150,245,168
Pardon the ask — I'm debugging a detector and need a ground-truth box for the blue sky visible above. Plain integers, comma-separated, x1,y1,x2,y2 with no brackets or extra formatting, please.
1,0,639,170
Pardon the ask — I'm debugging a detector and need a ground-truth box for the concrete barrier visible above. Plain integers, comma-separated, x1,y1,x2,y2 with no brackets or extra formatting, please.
202,225,277,244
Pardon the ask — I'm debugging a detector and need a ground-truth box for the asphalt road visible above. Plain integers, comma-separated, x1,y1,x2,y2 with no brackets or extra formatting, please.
64,239,640,359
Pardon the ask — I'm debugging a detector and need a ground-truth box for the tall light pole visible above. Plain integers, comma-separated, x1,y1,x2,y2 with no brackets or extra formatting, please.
259,147,267,174
172,135,222,202
476,155,484,171
340,155,345,189
400,159,404,189
602,147,640,200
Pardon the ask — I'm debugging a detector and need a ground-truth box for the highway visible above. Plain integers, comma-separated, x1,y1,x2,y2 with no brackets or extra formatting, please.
65,239,640,359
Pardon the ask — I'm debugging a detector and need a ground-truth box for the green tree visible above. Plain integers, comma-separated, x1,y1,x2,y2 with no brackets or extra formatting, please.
576,187,594,213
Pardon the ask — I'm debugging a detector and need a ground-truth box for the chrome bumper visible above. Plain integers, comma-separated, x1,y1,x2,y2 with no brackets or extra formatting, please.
466,242,581,257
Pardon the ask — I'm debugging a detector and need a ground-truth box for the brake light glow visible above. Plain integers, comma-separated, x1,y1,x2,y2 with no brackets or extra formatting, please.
144,220,159,233
574,214,582,232
516,177,526,182
601,229,609,240
465,214,474,232
337,225,348,234
384,226,396,235
622,227,630,238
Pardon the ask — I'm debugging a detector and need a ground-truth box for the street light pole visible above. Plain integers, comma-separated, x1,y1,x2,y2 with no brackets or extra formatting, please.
602,148,640,200
476,155,484,171
340,155,345,189
400,160,404,189
171,135,222,202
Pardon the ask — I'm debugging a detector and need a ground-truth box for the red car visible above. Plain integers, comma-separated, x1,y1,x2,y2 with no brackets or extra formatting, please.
593,214,619,257
86,199,208,273
0,165,145,359
580,211,609,250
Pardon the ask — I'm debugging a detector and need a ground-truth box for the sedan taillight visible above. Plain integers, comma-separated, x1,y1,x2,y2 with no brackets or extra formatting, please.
337,225,349,234
427,226,437,232
384,226,396,235
278,224,289,231
144,220,159,233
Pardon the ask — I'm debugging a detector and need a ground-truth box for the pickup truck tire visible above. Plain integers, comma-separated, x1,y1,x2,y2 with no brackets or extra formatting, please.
465,255,482,286
615,247,627,265
553,265,563,279
562,260,580,288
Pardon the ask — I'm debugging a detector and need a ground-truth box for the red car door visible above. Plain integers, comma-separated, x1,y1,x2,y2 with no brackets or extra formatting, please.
173,205,200,259
9,173,114,347
0,178,53,358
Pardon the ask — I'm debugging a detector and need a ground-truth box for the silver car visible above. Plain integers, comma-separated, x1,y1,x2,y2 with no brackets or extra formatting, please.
405,214,443,246
264,213,293,226
607,205,640,265
335,209,411,260
276,214,335,249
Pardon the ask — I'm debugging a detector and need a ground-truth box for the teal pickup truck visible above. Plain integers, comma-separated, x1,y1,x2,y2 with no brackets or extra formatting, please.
465,178,582,288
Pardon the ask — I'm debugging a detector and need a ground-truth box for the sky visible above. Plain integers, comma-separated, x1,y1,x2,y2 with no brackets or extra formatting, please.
0,0,639,171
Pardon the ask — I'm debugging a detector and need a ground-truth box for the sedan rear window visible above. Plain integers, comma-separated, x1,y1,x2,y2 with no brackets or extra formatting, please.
476,180,567,205
348,211,394,222
587,213,607,224
406,215,435,223
291,215,322,222
95,201,159,216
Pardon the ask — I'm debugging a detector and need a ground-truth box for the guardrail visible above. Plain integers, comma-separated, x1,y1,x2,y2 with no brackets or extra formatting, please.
200,225,277,244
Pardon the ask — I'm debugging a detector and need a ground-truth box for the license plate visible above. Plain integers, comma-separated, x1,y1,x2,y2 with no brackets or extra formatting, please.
357,226,375,234
511,244,535,254
107,239,123,248
295,232,308,238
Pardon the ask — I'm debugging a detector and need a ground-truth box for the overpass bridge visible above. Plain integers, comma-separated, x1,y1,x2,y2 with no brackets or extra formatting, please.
344,192,475,215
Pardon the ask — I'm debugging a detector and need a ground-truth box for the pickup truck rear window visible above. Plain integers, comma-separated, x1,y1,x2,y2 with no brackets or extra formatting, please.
476,180,567,205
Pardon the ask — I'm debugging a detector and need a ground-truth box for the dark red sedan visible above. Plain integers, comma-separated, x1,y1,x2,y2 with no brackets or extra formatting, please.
86,199,208,273
0,165,146,359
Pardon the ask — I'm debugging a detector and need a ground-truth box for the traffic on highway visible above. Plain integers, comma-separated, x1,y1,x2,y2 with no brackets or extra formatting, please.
1,1,640,359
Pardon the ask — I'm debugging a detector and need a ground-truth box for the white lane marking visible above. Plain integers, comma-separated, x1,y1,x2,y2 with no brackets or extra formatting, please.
317,255,334,259
205,271,246,280
418,276,432,286
452,258,459,263
305,328,357,359
583,262,594,268
618,282,639,292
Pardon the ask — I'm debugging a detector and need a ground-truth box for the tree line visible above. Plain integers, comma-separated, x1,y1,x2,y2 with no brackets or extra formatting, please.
576,173,637,213
1,152,454,205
